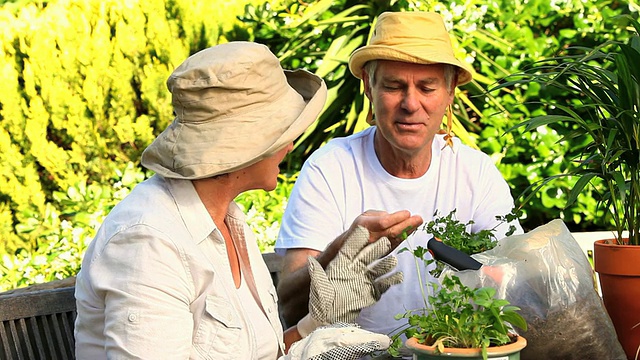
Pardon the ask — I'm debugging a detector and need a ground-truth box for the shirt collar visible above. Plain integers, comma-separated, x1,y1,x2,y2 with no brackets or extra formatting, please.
164,176,216,245
162,176,248,245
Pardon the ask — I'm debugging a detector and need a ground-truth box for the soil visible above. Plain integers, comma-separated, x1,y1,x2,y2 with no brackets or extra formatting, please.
518,293,627,360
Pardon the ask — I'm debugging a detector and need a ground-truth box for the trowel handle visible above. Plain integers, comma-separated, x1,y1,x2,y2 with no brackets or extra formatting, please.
427,238,482,271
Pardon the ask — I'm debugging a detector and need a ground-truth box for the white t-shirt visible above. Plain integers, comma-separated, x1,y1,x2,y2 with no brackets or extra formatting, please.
275,126,522,336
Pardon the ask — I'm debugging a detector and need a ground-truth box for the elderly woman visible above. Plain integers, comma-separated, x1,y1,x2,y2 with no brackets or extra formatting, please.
74,42,401,360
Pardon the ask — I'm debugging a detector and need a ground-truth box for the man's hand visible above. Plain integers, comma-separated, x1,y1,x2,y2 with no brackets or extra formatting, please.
280,210,420,328
297,226,403,336
352,210,423,248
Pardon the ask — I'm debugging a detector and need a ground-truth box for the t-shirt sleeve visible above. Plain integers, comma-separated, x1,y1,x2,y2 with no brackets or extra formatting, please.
472,159,524,240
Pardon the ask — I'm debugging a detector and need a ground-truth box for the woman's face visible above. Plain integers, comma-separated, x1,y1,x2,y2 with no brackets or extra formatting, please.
241,142,293,192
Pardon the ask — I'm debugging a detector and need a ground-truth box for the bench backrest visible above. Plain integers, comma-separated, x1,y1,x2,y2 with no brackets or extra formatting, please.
0,252,284,360
0,287,76,360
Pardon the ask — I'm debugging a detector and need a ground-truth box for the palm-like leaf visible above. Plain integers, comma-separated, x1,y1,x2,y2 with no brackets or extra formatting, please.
498,16,640,245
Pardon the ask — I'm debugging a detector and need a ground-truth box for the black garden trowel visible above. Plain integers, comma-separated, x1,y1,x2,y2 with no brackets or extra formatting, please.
426,237,483,271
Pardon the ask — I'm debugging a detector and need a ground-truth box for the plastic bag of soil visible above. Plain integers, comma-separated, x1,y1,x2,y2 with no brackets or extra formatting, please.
443,219,626,360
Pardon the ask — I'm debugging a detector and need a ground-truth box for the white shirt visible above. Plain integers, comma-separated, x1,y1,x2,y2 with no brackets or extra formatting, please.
75,175,284,359
276,127,522,336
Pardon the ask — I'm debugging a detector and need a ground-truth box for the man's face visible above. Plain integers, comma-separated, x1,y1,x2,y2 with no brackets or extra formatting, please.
363,60,454,157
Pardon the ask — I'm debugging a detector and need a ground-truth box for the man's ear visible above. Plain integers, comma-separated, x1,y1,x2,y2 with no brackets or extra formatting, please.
448,78,458,103
361,69,373,100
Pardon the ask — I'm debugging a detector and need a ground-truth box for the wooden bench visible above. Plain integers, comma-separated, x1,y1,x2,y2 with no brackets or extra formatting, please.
0,252,284,360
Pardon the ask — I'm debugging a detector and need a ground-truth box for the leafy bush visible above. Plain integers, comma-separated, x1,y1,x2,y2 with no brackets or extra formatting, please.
228,0,638,232
0,0,257,256
0,164,294,291
2,0,638,290
1,163,145,291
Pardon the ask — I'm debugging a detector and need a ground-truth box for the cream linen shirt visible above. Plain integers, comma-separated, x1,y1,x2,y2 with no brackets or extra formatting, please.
74,175,284,359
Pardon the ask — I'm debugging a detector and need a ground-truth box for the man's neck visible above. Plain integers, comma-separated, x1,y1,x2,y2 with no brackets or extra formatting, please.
373,132,433,179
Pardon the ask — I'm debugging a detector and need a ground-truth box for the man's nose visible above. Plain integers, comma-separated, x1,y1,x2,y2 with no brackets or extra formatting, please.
401,87,420,112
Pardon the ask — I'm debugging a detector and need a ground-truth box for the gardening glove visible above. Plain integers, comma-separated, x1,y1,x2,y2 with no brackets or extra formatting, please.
280,323,391,360
297,226,403,337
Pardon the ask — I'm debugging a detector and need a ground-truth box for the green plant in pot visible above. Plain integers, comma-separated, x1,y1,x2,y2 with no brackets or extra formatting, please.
394,274,527,360
495,15,640,359
388,211,527,360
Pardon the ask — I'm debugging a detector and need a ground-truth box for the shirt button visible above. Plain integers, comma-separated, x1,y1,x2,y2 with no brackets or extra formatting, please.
128,313,138,322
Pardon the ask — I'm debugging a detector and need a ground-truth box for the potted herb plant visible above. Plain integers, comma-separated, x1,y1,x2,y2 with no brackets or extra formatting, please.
388,211,527,360
496,16,640,359
395,274,527,360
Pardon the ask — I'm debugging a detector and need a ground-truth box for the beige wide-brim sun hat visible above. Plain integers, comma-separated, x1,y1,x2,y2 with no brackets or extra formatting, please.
349,11,474,86
141,42,327,179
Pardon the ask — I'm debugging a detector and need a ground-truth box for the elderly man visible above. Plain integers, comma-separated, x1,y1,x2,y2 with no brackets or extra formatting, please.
274,11,523,339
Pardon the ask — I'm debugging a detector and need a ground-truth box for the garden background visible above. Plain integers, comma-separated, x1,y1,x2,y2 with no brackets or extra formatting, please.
0,0,638,291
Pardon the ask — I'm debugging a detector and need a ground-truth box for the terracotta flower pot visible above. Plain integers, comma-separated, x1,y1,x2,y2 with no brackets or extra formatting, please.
594,239,640,360
405,335,527,360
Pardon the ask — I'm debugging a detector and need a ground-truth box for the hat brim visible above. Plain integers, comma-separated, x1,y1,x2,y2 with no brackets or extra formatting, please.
142,69,327,180
349,45,474,86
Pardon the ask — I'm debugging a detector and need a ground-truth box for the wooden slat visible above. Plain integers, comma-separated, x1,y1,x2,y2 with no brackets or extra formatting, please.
17,318,35,360
40,316,58,360
8,320,23,360
0,321,14,359
27,316,47,359
60,312,76,356
0,287,76,322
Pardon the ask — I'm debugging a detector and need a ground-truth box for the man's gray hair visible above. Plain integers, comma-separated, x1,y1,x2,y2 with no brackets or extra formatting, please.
363,60,457,93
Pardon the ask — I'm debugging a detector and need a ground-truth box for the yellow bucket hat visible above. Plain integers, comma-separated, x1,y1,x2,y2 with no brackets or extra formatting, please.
348,11,473,86
141,42,327,179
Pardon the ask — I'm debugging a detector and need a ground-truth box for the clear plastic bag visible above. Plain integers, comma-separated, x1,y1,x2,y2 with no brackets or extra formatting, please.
444,219,626,360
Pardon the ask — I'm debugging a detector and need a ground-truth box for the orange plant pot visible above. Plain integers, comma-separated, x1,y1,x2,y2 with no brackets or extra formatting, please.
405,335,527,359
594,239,640,360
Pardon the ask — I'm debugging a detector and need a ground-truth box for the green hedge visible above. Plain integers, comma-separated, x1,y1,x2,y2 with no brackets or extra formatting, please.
0,0,257,255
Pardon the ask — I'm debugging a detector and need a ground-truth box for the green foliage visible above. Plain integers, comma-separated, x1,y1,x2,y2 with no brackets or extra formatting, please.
2,0,639,290
234,174,296,252
402,210,517,277
498,15,640,245
425,210,503,255
390,275,527,360
225,0,638,232
0,163,145,291
0,0,253,255
464,0,637,232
